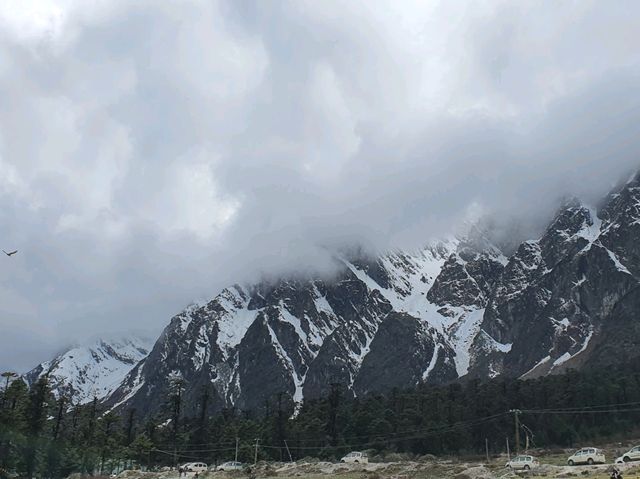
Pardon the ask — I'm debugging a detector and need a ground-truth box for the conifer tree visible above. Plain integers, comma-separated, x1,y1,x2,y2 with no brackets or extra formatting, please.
24,376,50,478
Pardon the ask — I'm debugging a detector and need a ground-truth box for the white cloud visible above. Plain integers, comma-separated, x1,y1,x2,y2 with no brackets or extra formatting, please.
1,0,639,371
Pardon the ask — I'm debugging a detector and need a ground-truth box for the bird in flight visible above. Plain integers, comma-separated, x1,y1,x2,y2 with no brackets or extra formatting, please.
3,250,18,257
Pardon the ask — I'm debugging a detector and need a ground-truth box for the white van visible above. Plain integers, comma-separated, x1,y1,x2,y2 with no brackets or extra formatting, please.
619,445,640,463
182,463,208,473
567,448,605,466
216,462,243,471
506,455,539,471
340,451,368,464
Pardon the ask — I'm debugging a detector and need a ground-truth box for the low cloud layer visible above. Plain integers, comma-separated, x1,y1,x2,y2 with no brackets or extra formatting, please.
1,1,640,371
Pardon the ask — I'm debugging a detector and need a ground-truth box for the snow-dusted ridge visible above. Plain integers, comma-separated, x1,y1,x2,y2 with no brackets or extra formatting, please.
25,335,153,404
32,173,640,416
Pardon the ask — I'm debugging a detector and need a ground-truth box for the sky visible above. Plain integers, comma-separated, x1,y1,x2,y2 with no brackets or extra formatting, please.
1,0,640,372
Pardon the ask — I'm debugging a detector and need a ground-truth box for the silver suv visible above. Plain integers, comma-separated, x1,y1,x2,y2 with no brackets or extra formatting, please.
567,448,605,466
619,445,640,463
506,455,539,471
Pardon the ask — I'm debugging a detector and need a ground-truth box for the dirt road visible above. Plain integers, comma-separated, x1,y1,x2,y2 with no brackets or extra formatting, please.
114,458,640,479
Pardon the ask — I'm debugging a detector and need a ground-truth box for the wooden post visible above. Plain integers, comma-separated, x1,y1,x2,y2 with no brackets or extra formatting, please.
485,438,489,463
235,437,239,462
254,438,260,465
509,409,521,454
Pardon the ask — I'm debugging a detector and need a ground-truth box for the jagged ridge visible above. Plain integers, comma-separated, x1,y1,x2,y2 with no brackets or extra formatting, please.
25,336,153,404
33,173,640,417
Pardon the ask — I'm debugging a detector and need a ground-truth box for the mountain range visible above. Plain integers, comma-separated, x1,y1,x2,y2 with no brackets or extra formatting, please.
26,172,640,417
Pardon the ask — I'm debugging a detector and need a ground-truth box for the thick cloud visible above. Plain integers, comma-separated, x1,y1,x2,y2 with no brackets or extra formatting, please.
1,0,639,371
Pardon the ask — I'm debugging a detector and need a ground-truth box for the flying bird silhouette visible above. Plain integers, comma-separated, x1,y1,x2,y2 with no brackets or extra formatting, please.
3,250,18,257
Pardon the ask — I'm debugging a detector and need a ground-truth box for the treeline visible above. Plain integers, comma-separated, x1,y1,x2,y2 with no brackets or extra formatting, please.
3,360,640,477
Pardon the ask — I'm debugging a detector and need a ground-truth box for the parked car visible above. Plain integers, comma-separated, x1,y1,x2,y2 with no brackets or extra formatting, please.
567,448,606,466
340,451,369,464
619,445,640,463
182,463,208,473
216,462,244,471
506,455,539,471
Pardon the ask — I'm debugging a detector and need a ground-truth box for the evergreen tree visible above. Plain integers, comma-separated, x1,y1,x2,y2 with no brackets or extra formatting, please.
167,374,186,467
24,376,51,478
0,378,28,470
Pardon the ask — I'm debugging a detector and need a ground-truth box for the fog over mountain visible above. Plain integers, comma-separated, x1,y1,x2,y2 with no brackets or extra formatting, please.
1,1,640,372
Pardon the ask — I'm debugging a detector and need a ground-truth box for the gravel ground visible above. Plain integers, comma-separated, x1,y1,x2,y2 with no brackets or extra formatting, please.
110,459,640,479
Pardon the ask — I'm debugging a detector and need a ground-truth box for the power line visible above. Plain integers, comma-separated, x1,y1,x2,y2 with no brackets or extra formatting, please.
171,413,508,454
151,439,243,449
280,417,503,451
521,407,640,415
145,401,640,459
150,412,508,450
152,447,238,460
520,399,640,413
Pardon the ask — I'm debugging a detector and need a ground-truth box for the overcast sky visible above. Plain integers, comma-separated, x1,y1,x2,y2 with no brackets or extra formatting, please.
1,0,640,372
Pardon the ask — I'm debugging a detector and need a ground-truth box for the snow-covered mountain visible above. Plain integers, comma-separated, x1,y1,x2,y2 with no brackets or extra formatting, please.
25,336,153,404
471,177,640,378
31,171,640,418
105,239,487,415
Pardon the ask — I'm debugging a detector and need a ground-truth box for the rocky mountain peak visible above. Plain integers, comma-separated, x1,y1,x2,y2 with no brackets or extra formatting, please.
27,170,640,419
24,336,153,404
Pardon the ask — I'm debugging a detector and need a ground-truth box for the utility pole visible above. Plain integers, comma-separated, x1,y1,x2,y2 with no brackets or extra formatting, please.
509,409,521,454
506,437,510,462
235,437,239,462
485,438,489,463
254,438,260,465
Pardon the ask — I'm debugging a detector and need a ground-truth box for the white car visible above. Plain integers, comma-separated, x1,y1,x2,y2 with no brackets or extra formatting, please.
340,451,368,464
618,445,640,463
567,448,606,466
506,455,539,471
182,463,208,473
216,462,244,471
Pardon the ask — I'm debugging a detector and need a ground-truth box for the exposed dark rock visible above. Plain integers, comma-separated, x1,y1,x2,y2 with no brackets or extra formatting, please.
66,171,640,417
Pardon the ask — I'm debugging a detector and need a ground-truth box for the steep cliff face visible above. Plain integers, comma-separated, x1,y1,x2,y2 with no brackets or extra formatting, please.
105,235,511,416
40,172,640,418
471,175,640,379
352,312,457,396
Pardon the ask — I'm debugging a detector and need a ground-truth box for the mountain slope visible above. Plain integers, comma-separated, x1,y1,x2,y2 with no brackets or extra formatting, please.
25,336,153,404
104,232,510,417
471,176,640,378
64,171,640,417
